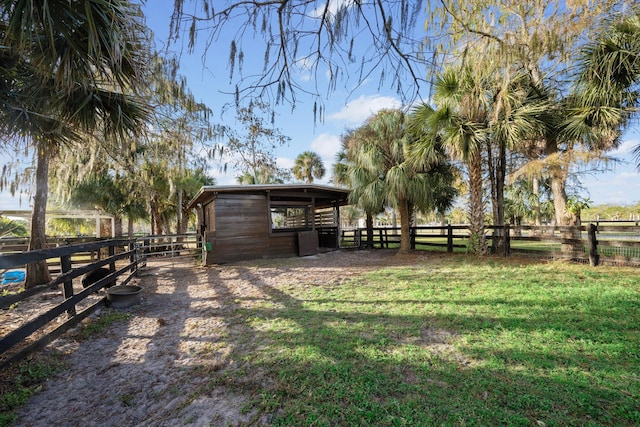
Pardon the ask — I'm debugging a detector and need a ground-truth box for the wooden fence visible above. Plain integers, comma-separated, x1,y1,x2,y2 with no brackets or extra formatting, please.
341,222,640,267
0,233,202,367
0,239,139,368
135,234,201,267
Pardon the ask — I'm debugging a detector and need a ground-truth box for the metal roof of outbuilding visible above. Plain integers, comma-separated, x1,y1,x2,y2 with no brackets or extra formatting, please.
187,184,350,210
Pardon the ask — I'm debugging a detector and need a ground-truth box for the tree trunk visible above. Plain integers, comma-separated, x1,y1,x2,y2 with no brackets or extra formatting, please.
366,213,374,249
176,189,183,236
544,135,575,254
178,210,189,234
178,203,190,244
114,215,123,237
149,200,163,235
398,197,411,254
467,150,487,254
549,158,579,254
487,140,498,222
492,141,506,255
26,141,52,288
127,216,134,237
544,136,569,226
149,205,155,235
550,173,569,226
532,176,541,227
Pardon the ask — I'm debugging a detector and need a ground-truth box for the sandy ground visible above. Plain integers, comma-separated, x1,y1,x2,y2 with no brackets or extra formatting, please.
4,249,432,426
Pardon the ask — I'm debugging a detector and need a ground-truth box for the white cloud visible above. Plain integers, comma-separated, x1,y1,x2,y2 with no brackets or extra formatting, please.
276,157,295,169
310,0,355,19
208,167,237,185
582,169,640,205
327,95,402,125
309,133,343,184
310,133,342,160
283,134,343,184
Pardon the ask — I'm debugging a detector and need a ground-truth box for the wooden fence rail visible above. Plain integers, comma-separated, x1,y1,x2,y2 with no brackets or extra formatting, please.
341,223,640,266
0,239,138,368
135,233,201,267
0,233,204,367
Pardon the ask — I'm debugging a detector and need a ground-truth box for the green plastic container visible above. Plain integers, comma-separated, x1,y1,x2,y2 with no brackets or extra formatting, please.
204,242,213,252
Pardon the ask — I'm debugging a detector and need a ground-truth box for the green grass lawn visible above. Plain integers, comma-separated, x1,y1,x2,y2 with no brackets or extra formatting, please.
3,254,638,426
215,255,639,426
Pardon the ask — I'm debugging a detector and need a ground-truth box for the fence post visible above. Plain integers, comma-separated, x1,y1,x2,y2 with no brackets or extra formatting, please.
379,228,383,249
108,244,116,273
410,227,416,250
129,241,137,273
447,225,453,253
588,223,599,267
60,255,76,317
504,224,511,257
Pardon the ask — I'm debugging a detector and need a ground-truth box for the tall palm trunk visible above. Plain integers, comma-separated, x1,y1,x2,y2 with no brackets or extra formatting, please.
545,137,569,226
532,176,541,227
114,215,123,237
177,192,191,248
549,165,582,254
492,141,507,254
467,150,487,254
365,213,374,249
26,140,52,288
128,216,134,237
550,170,569,226
398,197,411,254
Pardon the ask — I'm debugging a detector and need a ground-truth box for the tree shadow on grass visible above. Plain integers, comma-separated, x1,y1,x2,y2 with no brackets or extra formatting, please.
201,264,639,426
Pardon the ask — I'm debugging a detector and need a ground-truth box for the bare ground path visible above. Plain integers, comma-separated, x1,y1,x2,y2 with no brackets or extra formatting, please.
11,250,422,426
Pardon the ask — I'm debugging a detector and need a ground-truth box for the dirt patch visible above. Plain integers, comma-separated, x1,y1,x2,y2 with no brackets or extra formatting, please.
5,249,440,426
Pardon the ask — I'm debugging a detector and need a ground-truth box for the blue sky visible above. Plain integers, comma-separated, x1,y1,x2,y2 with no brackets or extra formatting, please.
143,1,640,207
1,1,639,211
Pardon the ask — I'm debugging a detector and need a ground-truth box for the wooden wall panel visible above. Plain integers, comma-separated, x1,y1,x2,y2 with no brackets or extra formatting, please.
207,195,272,264
297,231,319,256
268,234,298,257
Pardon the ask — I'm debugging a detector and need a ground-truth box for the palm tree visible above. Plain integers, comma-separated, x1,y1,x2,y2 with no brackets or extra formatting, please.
331,147,350,187
542,10,640,252
292,151,326,183
487,73,549,253
567,10,640,165
344,126,386,249
333,130,379,247
236,166,286,185
68,172,128,237
0,217,28,238
347,109,456,254
1,1,150,286
504,178,554,229
411,67,491,254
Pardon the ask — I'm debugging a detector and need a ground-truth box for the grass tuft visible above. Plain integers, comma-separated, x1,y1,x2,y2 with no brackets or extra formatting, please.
0,353,65,426
75,310,132,340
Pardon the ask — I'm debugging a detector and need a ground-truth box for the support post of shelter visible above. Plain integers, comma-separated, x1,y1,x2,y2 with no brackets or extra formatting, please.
335,203,341,248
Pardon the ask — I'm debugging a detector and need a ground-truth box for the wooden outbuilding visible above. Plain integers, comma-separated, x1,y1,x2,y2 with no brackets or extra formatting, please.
187,184,350,264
